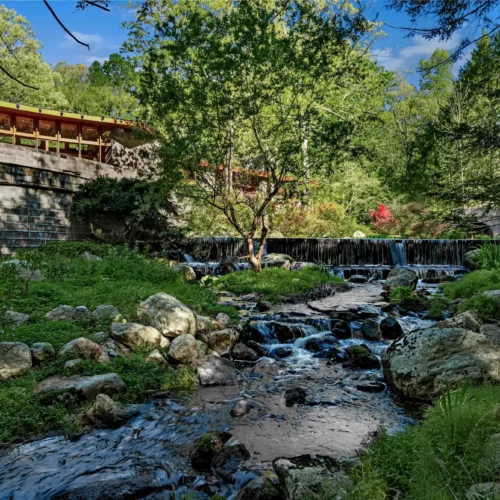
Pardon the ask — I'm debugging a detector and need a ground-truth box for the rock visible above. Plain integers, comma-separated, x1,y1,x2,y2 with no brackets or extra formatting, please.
145,349,168,367
361,319,381,341
198,355,241,386
82,251,102,261
435,310,482,333
312,347,342,360
35,373,126,403
273,455,352,500
353,231,366,238
285,387,307,407
92,332,108,343
189,430,233,471
5,310,29,325
256,300,273,312
466,483,500,499
345,345,380,369
30,342,55,364
175,263,197,281
332,320,351,340
206,329,239,356
46,305,78,321
261,253,294,270
246,340,268,357
382,325,500,400
97,350,110,365
196,340,209,357
481,433,500,475
92,304,123,322
58,337,102,360
64,359,81,371
101,339,130,358
212,443,251,482
231,399,255,417
74,306,91,319
383,267,418,293
464,249,481,269
483,290,500,299
197,315,220,333
232,343,259,362
235,476,282,500
380,316,404,340
218,256,242,275
304,336,338,353
215,312,232,327
421,275,456,284
269,346,294,359
356,382,386,393
168,334,199,364
241,293,258,301
81,394,139,428
348,275,368,284
137,293,197,338
0,342,32,379
110,322,163,350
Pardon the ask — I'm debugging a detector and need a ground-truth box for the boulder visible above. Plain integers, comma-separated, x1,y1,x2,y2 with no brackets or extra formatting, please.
0,342,32,379
273,455,352,500
382,325,500,400
58,337,102,360
304,336,338,353
380,316,404,340
332,320,351,340
189,431,233,471
348,275,368,284
483,290,500,299
435,310,482,333
383,267,418,293
466,483,500,499
345,345,380,369
30,342,55,364
235,477,283,500
46,305,78,321
137,293,197,338
35,373,125,403
110,322,163,350
231,399,255,417
74,306,92,319
101,339,130,358
361,319,381,341
92,305,123,322
81,394,140,428
145,349,168,367
356,382,386,393
196,315,220,333
212,443,251,482
5,310,29,325
168,334,199,365
256,300,273,312
464,249,481,269
175,264,197,281
285,387,307,407
198,355,241,386
232,343,259,362
64,359,81,371
269,346,294,359
215,312,232,327
196,340,209,357
262,253,294,270
206,329,239,356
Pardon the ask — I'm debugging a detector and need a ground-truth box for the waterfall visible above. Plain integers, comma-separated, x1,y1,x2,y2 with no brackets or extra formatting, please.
390,242,407,266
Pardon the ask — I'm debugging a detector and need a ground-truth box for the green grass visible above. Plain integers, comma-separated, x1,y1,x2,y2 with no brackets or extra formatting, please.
349,384,500,499
215,266,344,302
476,242,500,270
0,242,234,444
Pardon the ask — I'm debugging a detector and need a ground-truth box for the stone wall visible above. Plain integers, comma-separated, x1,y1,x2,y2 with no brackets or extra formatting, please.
0,143,136,254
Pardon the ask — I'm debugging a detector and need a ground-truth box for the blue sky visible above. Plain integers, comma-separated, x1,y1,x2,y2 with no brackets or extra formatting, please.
3,0,479,84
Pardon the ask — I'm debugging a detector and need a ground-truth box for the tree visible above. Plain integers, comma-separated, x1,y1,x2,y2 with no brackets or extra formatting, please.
129,0,375,271
0,6,67,108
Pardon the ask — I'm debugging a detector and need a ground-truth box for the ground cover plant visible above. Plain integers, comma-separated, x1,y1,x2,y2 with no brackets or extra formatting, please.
215,267,344,303
0,242,236,444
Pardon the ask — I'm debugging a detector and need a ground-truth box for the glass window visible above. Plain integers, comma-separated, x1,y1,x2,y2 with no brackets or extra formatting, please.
16,116,34,134
82,125,98,141
0,113,10,130
39,120,57,137
60,123,78,140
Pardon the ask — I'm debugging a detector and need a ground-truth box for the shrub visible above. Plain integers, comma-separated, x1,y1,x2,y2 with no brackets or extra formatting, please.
369,204,399,234
441,269,500,299
389,286,413,303
476,242,500,270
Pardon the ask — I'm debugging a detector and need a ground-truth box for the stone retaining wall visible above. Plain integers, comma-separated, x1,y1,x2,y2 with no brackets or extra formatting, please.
0,143,135,254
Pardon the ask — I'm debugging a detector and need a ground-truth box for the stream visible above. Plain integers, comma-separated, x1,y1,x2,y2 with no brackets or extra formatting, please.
0,280,437,500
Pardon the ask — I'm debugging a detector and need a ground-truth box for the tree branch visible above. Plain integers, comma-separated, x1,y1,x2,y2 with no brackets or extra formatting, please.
0,64,38,90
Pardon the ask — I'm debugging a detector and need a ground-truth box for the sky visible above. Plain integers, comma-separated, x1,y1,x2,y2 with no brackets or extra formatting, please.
1,0,484,85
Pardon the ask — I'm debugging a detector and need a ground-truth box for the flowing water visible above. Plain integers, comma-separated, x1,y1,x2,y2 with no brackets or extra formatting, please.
0,281,436,500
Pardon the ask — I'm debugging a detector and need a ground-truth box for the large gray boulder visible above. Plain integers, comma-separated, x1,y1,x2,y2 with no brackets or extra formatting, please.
30,342,55,364
46,305,78,321
206,329,239,356
58,337,102,360
262,253,293,270
0,342,32,379
235,476,282,500
197,355,241,386
383,324,500,400
273,455,352,500
168,334,199,365
92,305,123,322
5,310,29,325
383,267,418,293
35,373,125,403
137,293,197,338
80,394,140,428
110,322,163,350
435,310,482,333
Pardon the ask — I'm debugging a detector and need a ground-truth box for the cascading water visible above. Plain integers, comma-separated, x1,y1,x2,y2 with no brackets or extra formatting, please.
390,242,407,266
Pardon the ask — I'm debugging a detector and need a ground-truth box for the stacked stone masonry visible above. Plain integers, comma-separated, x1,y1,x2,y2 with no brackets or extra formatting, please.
0,143,135,254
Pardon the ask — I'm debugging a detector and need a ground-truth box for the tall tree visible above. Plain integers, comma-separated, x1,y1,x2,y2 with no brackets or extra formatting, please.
128,0,376,271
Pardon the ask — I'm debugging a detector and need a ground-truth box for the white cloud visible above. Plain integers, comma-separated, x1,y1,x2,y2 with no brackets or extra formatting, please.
60,32,104,49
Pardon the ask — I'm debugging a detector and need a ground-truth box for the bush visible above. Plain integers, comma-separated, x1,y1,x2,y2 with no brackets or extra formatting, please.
476,242,500,270
389,286,413,303
441,269,500,299
216,267,344,302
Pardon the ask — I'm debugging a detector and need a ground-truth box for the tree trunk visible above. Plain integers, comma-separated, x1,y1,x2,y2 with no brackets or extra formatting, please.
246,216,269,273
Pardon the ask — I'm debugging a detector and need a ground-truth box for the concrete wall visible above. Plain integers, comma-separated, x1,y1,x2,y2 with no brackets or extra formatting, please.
0,143,135,254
